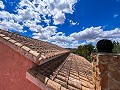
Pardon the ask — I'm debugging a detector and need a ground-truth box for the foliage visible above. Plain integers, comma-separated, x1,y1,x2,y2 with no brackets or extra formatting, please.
113,41,120,53
69,41,120,62
70,44,96,62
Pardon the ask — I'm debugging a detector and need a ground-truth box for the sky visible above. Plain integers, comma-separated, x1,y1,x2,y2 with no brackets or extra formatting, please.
0,0,120,48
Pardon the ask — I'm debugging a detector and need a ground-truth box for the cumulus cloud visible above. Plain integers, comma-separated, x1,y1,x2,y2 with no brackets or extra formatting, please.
0,1,5,9
32,26,57,41
52,41,70,48
0,19,23,32
100,28,120,38
17,9,33,21
53,12,65,25
0,0,77,48
17,0,77,25
51,32,73,43
70,26,103,40
70,26,120,44
0,0,78,43
0,11,19,20
0,0,120,48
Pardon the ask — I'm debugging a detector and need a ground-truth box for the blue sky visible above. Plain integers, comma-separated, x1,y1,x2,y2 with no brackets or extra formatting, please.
0,0,120,48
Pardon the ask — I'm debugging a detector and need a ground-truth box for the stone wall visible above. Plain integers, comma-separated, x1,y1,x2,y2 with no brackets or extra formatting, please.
92,53,120,90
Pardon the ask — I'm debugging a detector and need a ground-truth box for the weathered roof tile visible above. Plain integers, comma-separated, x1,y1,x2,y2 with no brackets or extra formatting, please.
21,46,31,52
15,42,23,47
0,29,69,64
27,53,93,90
0,29,93,90
9,39,16,43
0,34,5,37
3,36,10,40
29,50,39,57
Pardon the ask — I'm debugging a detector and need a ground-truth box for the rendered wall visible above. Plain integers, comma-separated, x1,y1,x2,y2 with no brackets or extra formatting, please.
0,42,41,90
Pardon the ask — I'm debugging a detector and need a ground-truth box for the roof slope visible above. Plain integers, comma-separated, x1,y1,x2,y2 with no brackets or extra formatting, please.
28,53,94,90
0,29,93,90
0,29,69,64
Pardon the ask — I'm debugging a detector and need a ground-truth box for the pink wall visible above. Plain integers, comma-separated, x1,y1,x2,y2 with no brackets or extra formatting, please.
0,42,42,90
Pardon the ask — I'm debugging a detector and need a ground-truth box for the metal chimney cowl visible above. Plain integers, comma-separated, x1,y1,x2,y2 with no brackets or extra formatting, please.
96,39,114,53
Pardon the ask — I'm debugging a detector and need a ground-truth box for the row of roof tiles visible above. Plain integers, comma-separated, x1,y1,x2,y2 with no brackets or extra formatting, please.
28,53,94,90
0,29,93,90
0,29,69,65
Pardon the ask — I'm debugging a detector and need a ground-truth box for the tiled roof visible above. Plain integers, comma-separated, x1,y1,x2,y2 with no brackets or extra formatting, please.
0,29,69,64
27,53,94,90
0,29,93,90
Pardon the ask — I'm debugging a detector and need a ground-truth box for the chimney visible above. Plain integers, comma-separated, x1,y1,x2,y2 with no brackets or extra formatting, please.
92,39,120,90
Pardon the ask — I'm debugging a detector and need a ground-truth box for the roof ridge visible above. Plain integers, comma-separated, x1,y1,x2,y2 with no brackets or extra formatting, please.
0,29,70,65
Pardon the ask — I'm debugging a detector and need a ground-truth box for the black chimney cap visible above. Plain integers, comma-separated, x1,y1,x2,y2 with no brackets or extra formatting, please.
96,39,114,53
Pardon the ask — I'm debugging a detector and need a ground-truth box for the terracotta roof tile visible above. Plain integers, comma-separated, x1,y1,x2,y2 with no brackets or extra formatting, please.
27,53,94,90
0,29,93,90
0,34,5,37
0,29,69,64
9,39,16,43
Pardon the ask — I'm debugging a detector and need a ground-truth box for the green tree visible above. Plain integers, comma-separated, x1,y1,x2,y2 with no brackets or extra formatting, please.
113,41,120,53
72,44,95,62
70,41,120,62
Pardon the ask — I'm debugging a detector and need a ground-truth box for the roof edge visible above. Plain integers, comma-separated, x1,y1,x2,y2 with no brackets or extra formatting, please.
0,33,40,63
27,68,68,90
26,71,52,90
0,33,69,65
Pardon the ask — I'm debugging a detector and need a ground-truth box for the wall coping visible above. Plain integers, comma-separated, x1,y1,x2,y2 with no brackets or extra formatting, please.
91,52,120,55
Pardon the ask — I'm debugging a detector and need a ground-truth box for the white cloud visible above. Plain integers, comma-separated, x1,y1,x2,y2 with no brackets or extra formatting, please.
53,12,65,25
113,14,118,18
0,0,120,48
52,41,70,48
70,26,103,40
80,42,87,46
17,8,33,21
17,0,77,25
70,20,79,26
0,19,23,32
17,0,120,48
14,0,78,44
0,11,19,21
0,0,77,34
51,32,73,43
32,26,57,40
70,26,120,45
44,19,51,25
70,40,80,48
0,1,5,9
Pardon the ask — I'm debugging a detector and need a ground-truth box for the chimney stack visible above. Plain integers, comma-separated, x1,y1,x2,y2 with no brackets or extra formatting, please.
92,39,120,90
